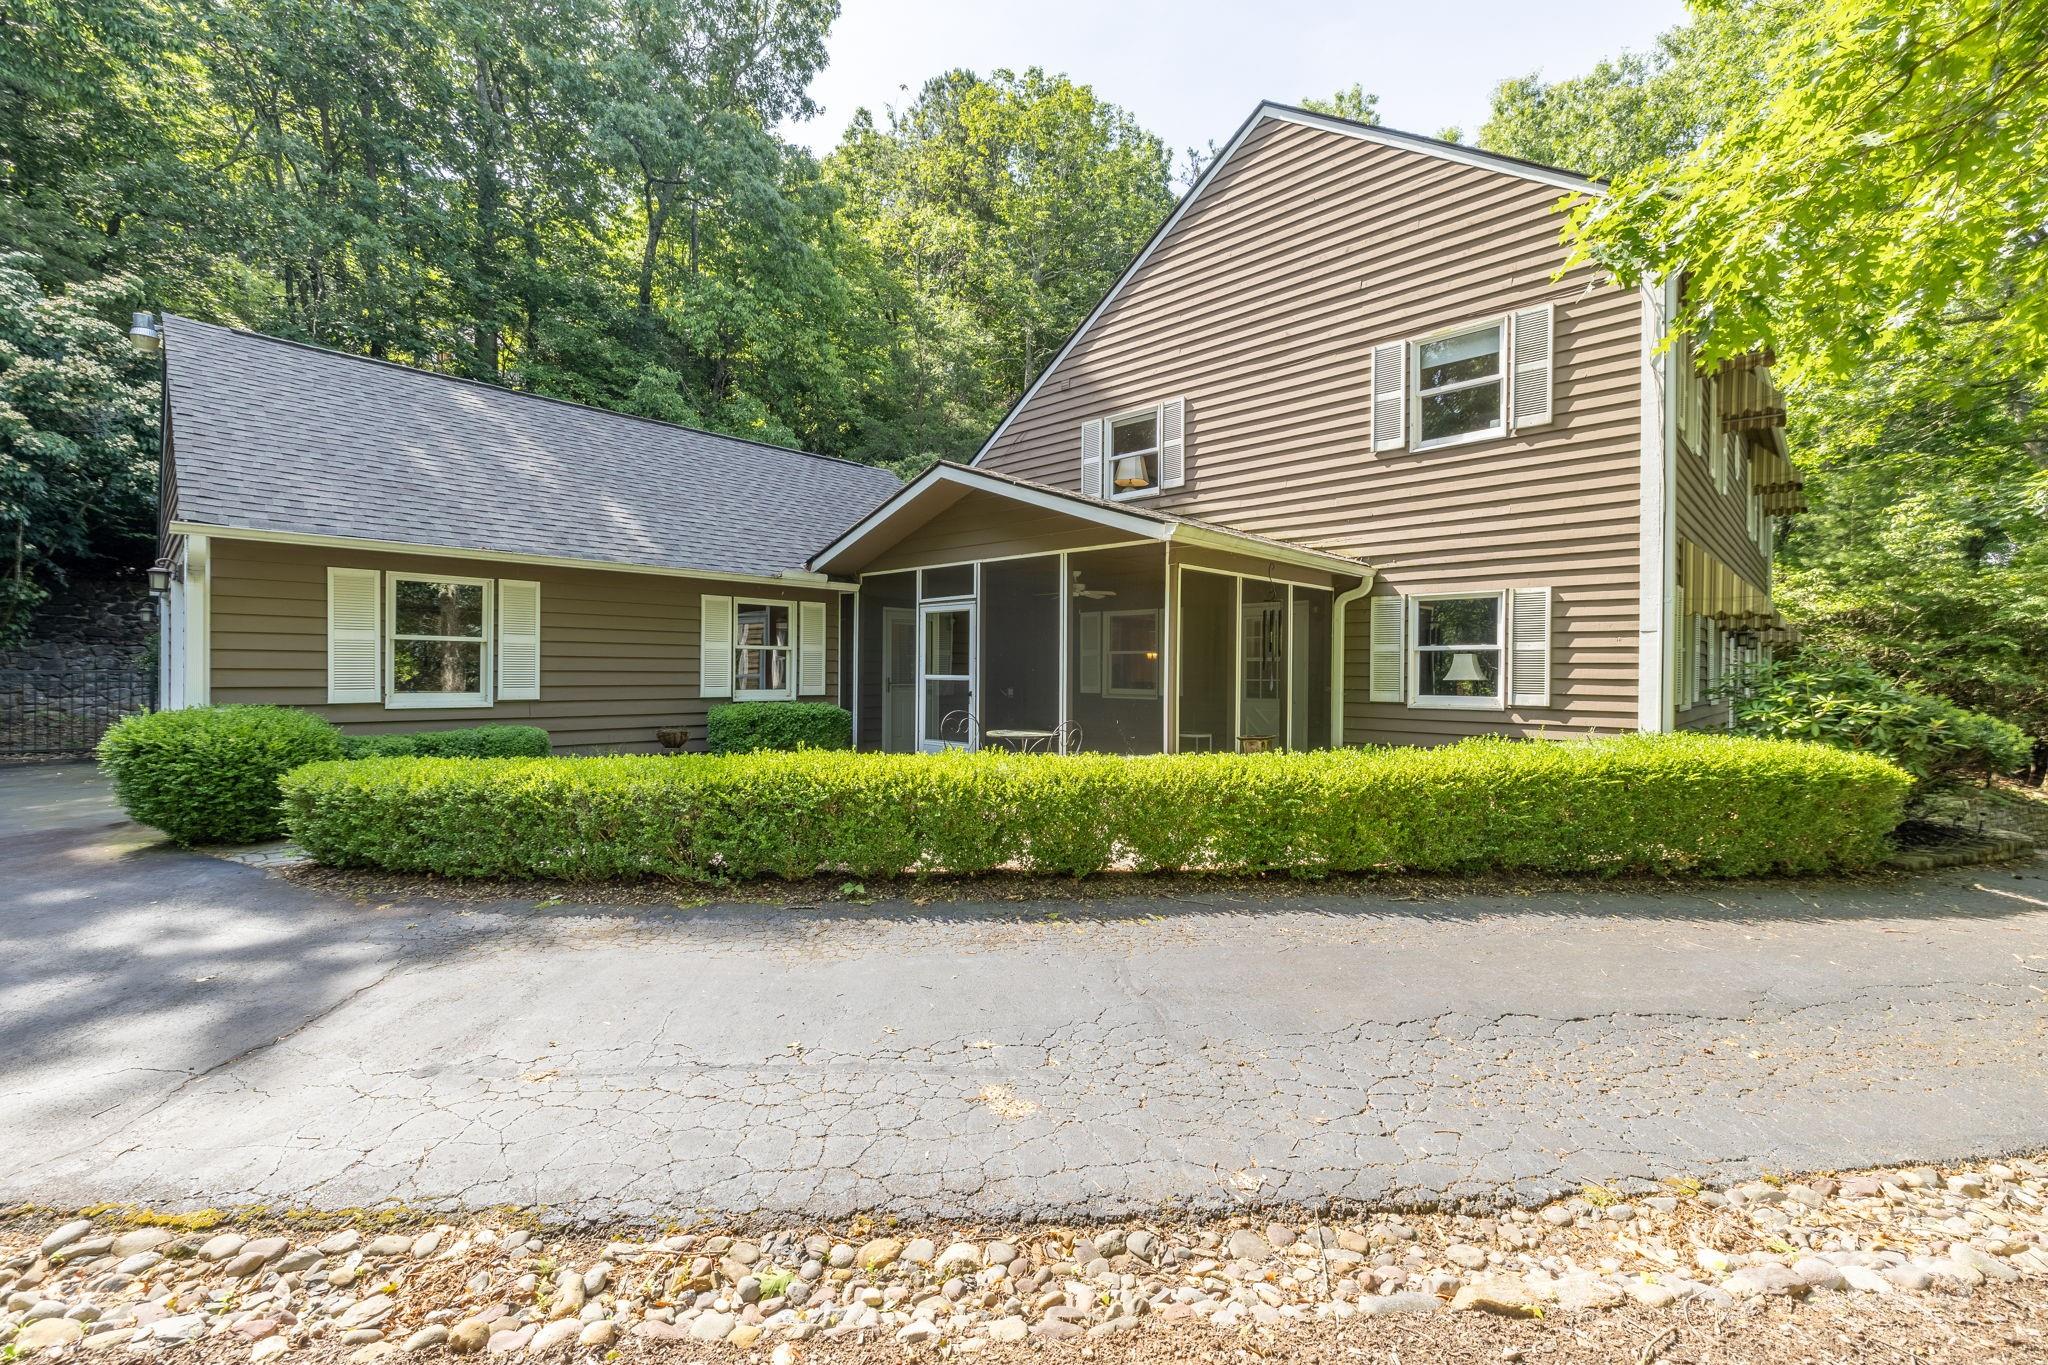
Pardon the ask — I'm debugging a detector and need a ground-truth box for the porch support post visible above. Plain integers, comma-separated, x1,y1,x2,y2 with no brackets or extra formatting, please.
1161,543,1174,753
1057,550,1070,754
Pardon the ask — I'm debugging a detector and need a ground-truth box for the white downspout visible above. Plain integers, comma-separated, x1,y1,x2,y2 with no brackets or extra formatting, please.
1331,575,1376,747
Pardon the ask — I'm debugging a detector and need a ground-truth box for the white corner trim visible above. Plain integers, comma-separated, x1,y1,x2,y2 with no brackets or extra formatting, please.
183,534,211,706
166,521,858,593
1636,276,1677,732
970,103,1601,470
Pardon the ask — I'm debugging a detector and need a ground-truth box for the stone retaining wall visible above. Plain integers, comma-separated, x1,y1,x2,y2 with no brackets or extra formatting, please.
0,577,154,758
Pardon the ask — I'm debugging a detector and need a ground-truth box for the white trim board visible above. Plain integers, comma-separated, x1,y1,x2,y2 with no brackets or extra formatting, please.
967,101,1601,469
167,521,857,593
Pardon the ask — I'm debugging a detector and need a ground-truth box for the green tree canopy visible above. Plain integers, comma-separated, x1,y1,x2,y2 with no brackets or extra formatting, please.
1560,0,2048,385
828,68,1174,466
0,253,158,641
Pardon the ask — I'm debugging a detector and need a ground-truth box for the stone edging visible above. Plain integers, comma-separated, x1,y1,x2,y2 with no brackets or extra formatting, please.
1885,836,2038,872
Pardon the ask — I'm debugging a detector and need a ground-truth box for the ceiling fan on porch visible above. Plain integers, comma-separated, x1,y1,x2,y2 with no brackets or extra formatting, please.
1068,570,1116,600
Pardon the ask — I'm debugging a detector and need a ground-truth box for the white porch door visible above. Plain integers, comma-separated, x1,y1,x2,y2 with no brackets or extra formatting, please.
917,601,976,751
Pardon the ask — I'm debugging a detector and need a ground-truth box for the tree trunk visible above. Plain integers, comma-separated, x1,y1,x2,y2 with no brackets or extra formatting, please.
637,186,672,316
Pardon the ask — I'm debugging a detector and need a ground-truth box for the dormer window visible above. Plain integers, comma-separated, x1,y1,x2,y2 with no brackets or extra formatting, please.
1109,409,1159,495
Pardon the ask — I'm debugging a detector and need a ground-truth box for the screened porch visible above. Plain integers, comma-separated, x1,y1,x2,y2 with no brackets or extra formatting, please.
852,543,1348,755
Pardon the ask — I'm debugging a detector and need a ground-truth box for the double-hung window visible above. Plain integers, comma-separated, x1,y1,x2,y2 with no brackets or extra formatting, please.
1102,609,1161,698
1413,321,1506,449
1106,409,1161,499
1409,592,1503,709
734,599,793,699
388,574,492,707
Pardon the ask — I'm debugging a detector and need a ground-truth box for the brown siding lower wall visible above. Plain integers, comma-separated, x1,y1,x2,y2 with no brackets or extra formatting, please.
207,538,842,754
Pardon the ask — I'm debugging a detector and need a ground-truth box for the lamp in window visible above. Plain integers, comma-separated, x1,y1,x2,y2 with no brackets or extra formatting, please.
1112,454,1153,489
1443,652,1485,684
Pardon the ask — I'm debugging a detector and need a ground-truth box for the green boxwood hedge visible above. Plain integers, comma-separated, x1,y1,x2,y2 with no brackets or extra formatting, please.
98,704,345,845
278,733,1910,882
340,723,551,759
705,701,852,754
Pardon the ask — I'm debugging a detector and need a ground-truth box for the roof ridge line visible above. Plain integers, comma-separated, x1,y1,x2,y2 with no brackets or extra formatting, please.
161,315,897,480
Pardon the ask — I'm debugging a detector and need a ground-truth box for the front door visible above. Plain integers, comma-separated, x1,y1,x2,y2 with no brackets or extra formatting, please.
1239,596,1285,748
917,601,975,751
882,607,916,752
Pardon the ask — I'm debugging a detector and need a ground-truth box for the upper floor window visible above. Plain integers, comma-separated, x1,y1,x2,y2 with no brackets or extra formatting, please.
1108,409,1160,498
1413,322,1506,449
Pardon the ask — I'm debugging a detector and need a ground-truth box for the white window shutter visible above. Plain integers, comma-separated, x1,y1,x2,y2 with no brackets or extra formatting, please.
1156,397,1186,489
1078,611,1103,693
1508,587,1552,708
495,579,541,701
798,599,827,695
1371,342,1406,452
1510,303,1555,430
1079,418,1105,499
1367,594,1404,703
700,594,734,698
326,567,381,704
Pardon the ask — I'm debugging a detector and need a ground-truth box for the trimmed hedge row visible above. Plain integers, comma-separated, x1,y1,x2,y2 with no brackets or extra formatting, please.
706,701,851,754
340,724,551,759
98,705,345,845
278,734,1911,881
97,708,553,845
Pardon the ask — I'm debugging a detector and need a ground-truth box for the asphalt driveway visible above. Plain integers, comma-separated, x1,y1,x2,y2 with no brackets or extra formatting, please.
4,761,2046,1223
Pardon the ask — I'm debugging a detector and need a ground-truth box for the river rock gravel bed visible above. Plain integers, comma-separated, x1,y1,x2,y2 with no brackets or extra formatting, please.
5,1158,2047,1363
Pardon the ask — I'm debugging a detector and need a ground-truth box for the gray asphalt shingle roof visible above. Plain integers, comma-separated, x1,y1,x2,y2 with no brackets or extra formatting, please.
163,316,902,579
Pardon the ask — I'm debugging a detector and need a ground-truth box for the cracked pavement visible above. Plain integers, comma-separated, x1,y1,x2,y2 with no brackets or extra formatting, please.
4,762,2047,1223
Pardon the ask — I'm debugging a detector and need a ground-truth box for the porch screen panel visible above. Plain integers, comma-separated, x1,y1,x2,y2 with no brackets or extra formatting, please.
1176,569,1234,753
856,572,916,752
1067,545,1166,754
979,556,1061,743
1290,587,1333,750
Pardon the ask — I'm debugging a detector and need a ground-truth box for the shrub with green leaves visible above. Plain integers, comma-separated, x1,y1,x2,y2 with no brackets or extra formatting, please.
1720,659,2030,784
705,701,852,754
279,733,1910,882
339,723,551,759
98,705,345,845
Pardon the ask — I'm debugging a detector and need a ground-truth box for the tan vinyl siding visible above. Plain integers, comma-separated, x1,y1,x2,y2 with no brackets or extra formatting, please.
979,117,1646,744
1674,407,1774,733
858,489,1145,572
207,538,841,753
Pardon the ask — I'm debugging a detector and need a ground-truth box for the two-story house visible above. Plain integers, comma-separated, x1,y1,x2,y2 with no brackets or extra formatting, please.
815,102,1803,753
152,102,1799,754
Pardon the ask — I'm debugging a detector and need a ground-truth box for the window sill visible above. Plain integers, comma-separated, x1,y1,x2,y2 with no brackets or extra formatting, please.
386,693,492,710
1407,694,1505,711
1412,426,1505,454
1108,485,1161,502
734,691,796,703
